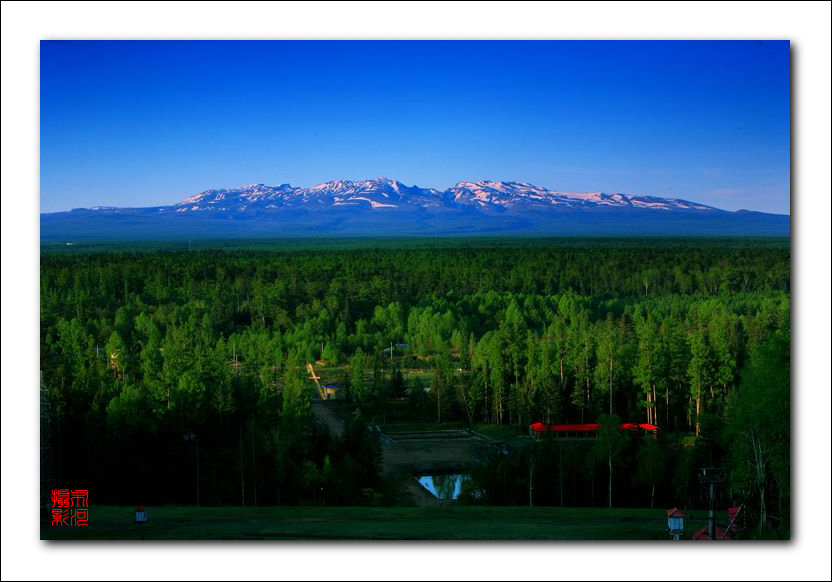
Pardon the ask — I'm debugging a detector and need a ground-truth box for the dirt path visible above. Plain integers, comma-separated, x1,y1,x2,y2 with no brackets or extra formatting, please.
310,400,345,437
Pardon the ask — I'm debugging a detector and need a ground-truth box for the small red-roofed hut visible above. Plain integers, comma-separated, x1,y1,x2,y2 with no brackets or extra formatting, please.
692,525,731,540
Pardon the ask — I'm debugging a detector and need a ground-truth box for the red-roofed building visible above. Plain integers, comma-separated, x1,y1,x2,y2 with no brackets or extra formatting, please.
726,506,743,533
692,525,731,540
667,507,686,538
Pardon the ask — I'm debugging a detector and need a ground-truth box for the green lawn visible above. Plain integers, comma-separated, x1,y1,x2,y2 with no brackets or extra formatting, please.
470,423,528,443
42,505,689,540
380,421,466,434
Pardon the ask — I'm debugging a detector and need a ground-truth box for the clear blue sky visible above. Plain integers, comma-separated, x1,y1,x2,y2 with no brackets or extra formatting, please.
40,40,790,214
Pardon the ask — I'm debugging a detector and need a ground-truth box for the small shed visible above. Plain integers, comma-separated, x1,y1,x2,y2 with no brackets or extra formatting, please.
726,506,743,533
667,507,686,537
135,505,148,523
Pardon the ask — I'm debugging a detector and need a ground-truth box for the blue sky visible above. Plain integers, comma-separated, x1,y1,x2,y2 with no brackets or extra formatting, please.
40,40,790,214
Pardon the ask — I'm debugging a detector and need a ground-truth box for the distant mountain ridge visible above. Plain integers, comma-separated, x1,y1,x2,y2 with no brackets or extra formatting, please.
41,178,790,239
172,178,719,213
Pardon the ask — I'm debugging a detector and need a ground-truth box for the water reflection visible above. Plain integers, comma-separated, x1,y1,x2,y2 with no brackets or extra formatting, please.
417,474,470,500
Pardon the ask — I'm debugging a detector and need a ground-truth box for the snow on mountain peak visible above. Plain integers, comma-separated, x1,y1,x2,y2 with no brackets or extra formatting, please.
43,178,788,239
168,178,723,214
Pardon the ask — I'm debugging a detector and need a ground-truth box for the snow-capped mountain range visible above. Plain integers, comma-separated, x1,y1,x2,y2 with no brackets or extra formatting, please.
42,178,789,239
171,178,717,213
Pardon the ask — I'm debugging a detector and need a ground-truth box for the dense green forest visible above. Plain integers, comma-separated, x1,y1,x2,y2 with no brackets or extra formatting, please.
40,239,790,536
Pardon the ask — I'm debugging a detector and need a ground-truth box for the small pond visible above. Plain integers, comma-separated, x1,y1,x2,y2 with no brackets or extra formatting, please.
417,473,471,501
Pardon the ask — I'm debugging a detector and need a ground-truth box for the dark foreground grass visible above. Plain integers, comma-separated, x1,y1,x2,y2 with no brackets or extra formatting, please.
42,505,686,540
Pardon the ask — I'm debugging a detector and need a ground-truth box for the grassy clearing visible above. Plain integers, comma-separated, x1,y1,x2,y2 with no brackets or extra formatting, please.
42,505,685,540
380,422,466,434
470,423,527,443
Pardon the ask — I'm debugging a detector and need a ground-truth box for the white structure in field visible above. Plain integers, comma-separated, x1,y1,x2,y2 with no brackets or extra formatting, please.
667,507,686,540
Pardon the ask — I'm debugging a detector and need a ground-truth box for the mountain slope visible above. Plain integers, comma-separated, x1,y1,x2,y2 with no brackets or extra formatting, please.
41,178,790,239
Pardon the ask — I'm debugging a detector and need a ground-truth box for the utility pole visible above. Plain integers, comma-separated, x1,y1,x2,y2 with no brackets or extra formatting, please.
709,481,715,540
699,467,725,540
250,420,257,507
239,426,245,506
